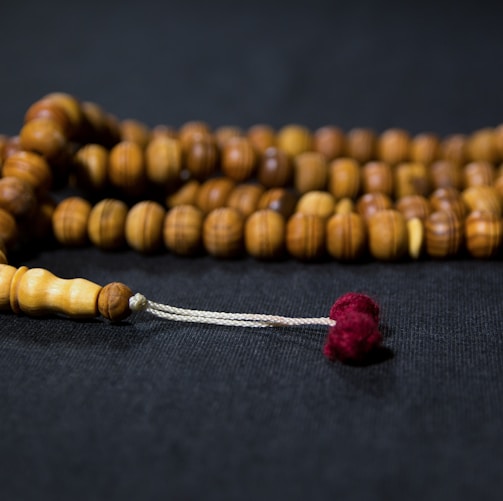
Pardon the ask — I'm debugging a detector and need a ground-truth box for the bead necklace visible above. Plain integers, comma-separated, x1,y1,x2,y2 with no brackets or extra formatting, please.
1,92,502,364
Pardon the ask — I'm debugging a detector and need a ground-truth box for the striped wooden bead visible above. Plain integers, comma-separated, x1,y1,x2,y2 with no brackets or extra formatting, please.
425,210,463,258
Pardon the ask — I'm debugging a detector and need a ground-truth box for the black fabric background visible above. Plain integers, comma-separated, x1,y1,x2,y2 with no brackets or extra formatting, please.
1,1,503,500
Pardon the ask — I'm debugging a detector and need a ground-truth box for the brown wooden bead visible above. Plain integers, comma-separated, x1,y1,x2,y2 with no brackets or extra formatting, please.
294,151,327,193
367,209,408,261
394,162,430,199
0,177,36,220
0,208,18,249
196,177,235,214
52,197,92,246
145,136,182,187
108,141,146,197
3,136,22,159
429,188,467,221
247,124,276,154
425,210,463,258
326,212,366,261
296,191,335,219
430,160,463,190
97,282,133,321
166,180,200,208
227,184,265,218
467,128,497,163
410,133,440,165
80,101,118,146
0,135,8,164
313,126,345,161
286,212,325,261
203,207,244,258
494,175,503,201
464,211,503,258
120,119,151,148
151,124,177,140
463,161,495,188
258,188,298,219
88,199,128,250
163,205,204,256
221,137,256,182
378,128,411,165
462,186,502,216
441,134,467,165
346,128,376,163
245,209,285,260
185,134,218,180
258,147,292,188
361,161,393,196
277,125,312,157
73,144,108,192
328,158,360,200
407,217,424,259
335,197,355,215
19,118,67,160
395,195,431,221
214,126,242,148
179,121,211,150
125,201,166,253
356,192,393,221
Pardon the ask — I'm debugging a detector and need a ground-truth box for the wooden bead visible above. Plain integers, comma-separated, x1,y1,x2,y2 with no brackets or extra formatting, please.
125,201,165,253
394,162,430,199
258,147,292,188
407,217,424,259
214,126,242,148
430,160,463,190
0,135,8,164
467,128,497,163
120,119,151,148
410,133,440,164
313,126,345,161
98,282,133,321
179,121,211,150
203,207,244,258
429,188,467,221
464,211,503,258
145,136,182,187
2,151,52,195
0,264,16,309
462,186,502,216
425,210,463,258
88,199,128,250
326,212,366,261
151,124,177,140
166,180,200,208
356,192,393,221
335,197,355,215
328,158,360,200
286,213,325,261
3,136,22,159
31,195,57,239
396,195,431,221
73,144,108,192
258,188,298,219
0,177,36,220
494,175,503,202
346,128,376,163
221,137,256,182
108,141,146,197
245,209,286,260
293,152,327,193
52,197,92,246
196,177,235,214
441,134,467,165
361,161,393,196
227,184,265,218
277,125,312,157
185,134,218,180
247,124,276,153
20,118,67,160
378,129,411,165
0,209,18,249
163,205,204,256
367,209,408,261
296,191,335,219
80,101,119,146
463,161,495,188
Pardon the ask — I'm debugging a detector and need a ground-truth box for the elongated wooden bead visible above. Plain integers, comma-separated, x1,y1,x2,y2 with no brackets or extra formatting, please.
2,151,52,195
326,212,366,261
227,184,264,218
296,191,335,219
245,209,285,260
258,147,292,188
277,125,312,156
286,213,325,261
346,128,376,163
88,199,128,250
328,158,360,200
367,209,408,261
196,177,235,214
73,144,108,192
163,205,204,256
313,126,345,161
203,207,244,258
294,152,327,193
464,211,503,258
378,129,410,165
145,136,182,187
125,201,165,253
361,161,393,196
221,137,256,182
185,134,218,180
425,211,463,258
108,141,146,197
52,197,92,246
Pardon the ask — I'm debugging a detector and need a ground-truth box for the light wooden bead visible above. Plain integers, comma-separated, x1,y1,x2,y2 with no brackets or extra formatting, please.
286,212,325,261
125,201,166,253
145,136,182,187
361,161,393,196
52,197,92,246
313,126,345,161
196,177,235,214
294,152,327,193
367,209,408,261
394,162,430,199
221,137,256,182
108,141,146,197
0,209,18,249
227,184,265,218
407,217,424,259
430,160,463,190
396,195,431,221
166,180,200,208
378,129,411,165
296,191,335,219
163,205,204,256
97,282,133,321
335,197,354,215
2,151,52,194
441,134,467,165
326,212,366,261
356,192,393,221
203,207,244,258
20,118,67,161
467,128,497,163
179,121,211,150
429,188,467,221
425,210,463,258
245,209,286,260
462,186,502,216
247,124,276,154
185,134,218,180
258,147,292,188
464,211,503,259
410,133,440,165
214,126,242,148
0,176,36,220
346,128,376,163
73,144,108,192
463,161,495,188
120,119,151,148
328,158,360,200
258,188,298,219
277,125,312,157
88,199,128,250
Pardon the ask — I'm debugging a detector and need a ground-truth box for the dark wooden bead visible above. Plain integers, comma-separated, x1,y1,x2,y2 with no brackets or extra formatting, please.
0,177,37,220
73,144,108,192
0,208,18,249
313,126,345,161
425,210,463,258
185,135,218,180
346,128,376,163
258,147,292,188
196,178,235,214
98,282,133,321
258,188,298,219
221,137,256,182
394,162,430,199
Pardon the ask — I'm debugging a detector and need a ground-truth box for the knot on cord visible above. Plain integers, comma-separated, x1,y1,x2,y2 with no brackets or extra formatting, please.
129,293,148,312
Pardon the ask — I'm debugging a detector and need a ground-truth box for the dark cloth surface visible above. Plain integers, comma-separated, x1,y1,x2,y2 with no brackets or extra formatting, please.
1,1,503,500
